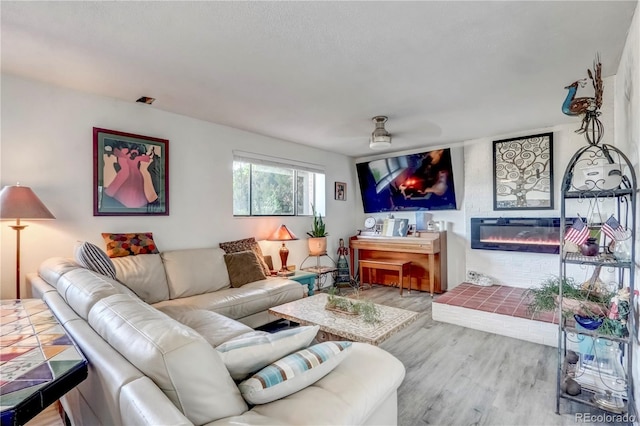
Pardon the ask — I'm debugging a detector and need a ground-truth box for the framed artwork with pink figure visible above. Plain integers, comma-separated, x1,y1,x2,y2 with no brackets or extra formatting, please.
93,127,169,216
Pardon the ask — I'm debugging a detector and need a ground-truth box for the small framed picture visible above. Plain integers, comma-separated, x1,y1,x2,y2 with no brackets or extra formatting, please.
93,127,169,216
335,182,346,201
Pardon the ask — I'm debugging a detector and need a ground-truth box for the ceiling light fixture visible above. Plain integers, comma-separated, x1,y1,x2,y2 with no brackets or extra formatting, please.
136,96,156,105
369,116,391,150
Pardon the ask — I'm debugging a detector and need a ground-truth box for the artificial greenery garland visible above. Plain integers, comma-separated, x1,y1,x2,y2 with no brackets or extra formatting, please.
325,288,381,324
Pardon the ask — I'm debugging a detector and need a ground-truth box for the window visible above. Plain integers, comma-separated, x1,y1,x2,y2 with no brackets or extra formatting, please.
233,152,325,216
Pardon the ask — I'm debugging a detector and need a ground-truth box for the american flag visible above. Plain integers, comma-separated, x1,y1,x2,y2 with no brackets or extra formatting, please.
564,217,589,245
602,215,627,241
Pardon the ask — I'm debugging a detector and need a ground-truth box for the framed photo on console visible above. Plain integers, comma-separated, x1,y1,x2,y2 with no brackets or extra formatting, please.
493,132,553,210
93,127,169,216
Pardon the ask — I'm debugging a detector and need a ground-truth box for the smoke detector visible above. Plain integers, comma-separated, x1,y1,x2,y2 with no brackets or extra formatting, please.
369,116,392,150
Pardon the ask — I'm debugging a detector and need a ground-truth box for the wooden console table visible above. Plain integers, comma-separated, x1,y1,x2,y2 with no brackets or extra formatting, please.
349,232,447,296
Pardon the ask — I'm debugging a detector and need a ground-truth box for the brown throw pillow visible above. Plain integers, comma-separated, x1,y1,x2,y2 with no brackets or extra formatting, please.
219,237,271,275
224,251,268,288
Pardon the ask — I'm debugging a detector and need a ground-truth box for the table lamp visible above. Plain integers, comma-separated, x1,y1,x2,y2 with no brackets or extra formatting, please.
268,224,298,276
0,184,55,298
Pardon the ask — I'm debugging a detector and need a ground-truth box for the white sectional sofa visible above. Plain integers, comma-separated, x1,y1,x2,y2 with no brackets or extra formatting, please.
27,247,406,425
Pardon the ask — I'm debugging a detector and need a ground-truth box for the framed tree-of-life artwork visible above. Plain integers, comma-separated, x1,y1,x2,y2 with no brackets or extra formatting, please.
493,132,553,210
93,127,169,216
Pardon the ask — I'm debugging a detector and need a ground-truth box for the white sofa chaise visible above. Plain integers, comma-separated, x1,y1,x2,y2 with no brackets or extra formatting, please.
27,249,406,425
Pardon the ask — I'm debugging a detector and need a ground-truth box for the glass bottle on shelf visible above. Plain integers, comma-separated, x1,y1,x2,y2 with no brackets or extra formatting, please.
612,233,632,262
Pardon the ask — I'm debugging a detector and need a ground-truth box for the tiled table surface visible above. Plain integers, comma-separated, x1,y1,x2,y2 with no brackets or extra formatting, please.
1,299,87,426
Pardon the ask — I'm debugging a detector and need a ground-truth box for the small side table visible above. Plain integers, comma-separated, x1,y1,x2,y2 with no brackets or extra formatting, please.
287,271,318,296
300,254,338,293
0,299,88,426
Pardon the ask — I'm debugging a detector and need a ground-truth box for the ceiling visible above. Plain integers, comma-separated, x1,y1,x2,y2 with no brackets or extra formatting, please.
1,1,637,157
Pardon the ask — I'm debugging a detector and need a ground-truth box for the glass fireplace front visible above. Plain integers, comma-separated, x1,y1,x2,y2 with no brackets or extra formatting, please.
470,217,567,254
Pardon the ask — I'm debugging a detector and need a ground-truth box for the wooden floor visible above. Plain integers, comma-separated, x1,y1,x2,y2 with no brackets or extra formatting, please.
24,402,64,426
348,285,620,426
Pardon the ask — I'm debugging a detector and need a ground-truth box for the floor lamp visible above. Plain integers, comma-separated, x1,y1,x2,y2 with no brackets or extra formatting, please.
0,184,55,299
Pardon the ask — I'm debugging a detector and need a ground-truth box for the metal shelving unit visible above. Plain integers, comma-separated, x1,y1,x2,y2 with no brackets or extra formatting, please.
556,143,637,419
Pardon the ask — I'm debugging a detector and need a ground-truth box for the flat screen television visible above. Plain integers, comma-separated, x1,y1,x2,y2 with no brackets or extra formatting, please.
356,148,457,213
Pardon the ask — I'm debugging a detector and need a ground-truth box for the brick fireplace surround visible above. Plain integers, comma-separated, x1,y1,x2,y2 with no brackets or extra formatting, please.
432,283,559,347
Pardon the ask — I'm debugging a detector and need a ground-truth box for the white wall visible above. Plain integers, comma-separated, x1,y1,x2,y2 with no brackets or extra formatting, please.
614,0,639,415
0,74,359,298
350,73,617,292
463,75,616,289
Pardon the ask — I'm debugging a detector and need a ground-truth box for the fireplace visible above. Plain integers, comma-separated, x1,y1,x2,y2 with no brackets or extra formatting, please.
470,217,566,254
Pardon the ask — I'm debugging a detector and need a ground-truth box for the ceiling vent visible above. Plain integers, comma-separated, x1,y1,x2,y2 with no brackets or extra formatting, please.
369,116,391,150
136,96,156,105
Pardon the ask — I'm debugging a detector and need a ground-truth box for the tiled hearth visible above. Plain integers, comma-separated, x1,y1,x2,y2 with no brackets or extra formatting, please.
432,283,559,347
435,283,558,323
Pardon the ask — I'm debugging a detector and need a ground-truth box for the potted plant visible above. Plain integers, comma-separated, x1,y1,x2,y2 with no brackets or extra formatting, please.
525,274,626,336
307,204,328,256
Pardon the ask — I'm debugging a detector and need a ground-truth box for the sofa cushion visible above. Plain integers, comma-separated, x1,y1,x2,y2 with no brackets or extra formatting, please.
241,342,405,425
217,326,319,380
161,248,231,299
73,241,116,279
224,250,268,288
156,306,254,347
38,257,82,290
102,232,159,258
151,277,304,321
112,254,169,304
88,294,247,424
238,341,352,404
56,268,134,320
219,237,271,276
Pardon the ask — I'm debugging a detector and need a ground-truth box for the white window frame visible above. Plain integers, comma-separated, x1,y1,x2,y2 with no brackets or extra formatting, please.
233,151,325,217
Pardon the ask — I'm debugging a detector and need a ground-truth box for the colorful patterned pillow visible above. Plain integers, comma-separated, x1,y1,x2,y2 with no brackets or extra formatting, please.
216,325,319,380
102,232,159,258
238,341,352,404
219,237,271,275
73,241,117,279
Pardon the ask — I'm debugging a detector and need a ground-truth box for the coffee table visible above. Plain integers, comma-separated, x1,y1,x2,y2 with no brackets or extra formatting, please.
268,293,419,346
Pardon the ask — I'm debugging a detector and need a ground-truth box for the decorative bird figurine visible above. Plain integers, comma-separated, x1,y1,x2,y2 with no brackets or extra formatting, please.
562,55,603,134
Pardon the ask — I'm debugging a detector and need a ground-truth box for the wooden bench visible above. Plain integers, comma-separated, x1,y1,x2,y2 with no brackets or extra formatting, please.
359,259,412,296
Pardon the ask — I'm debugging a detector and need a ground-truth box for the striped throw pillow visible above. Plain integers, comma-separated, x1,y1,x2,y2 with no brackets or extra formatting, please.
217,326,318,380
238,341,352,404
74,241,117,279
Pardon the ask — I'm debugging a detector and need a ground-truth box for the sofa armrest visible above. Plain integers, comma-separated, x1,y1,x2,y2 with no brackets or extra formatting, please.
120,377,193,426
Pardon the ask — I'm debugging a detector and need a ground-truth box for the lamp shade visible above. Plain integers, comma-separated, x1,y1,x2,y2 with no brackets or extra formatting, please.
268,224,298,241
0,185,55,220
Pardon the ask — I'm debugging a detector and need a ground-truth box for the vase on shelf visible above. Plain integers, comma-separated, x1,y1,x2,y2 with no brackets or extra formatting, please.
612,235,632,262
579,238,599,256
